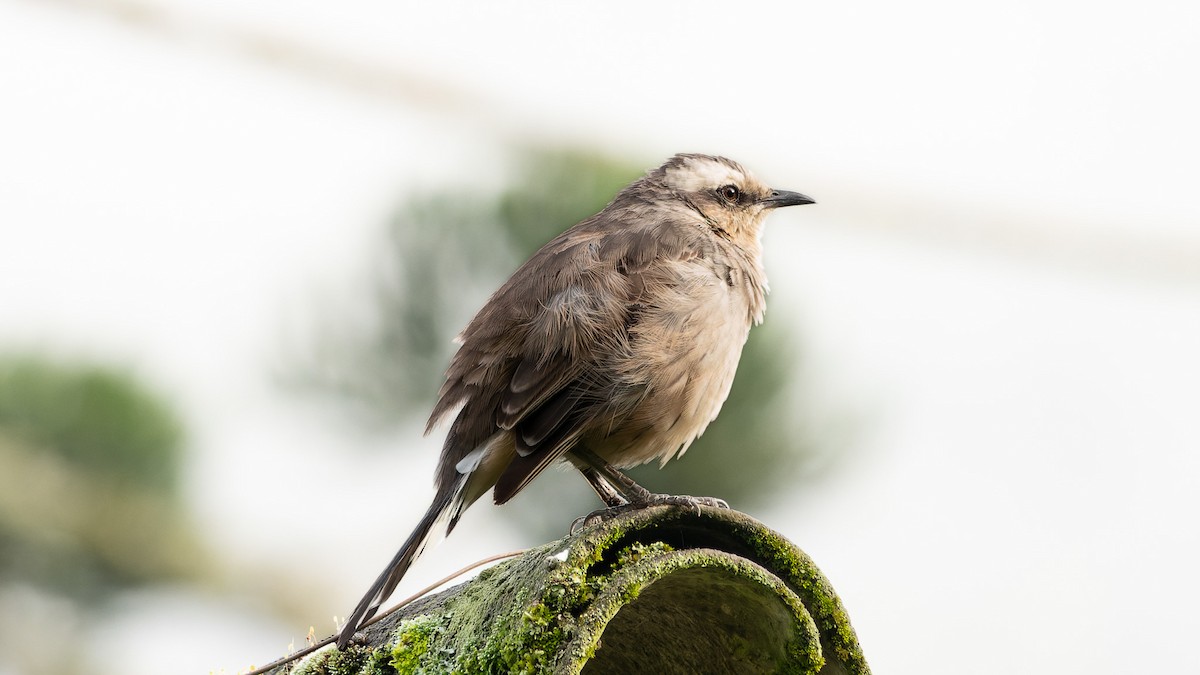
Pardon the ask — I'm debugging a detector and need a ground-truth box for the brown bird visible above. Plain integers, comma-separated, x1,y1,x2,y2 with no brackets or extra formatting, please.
337,153,813,647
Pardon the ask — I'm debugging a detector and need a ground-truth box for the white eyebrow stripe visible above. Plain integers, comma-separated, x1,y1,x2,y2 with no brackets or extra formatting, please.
663,159,746,192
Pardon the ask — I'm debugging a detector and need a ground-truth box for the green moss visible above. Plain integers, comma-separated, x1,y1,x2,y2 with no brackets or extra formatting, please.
497,602,564,673
315,506,868,675
293,644,395,675
613,540,673,567
782,628,826,675
741,526,869,674
389,614,443,673
454,579,571,674
427,536,678,674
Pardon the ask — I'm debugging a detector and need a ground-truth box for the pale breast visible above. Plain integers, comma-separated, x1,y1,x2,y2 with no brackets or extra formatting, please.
587,255,761,468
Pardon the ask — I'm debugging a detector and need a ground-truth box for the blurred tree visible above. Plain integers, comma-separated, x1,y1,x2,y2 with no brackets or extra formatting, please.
0,355,206,600
286,147,834,536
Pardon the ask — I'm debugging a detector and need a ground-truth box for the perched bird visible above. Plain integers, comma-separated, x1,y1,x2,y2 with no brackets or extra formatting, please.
337,153,813,647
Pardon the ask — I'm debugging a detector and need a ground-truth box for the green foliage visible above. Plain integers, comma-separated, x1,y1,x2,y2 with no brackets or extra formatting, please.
0,354,183,494
0,354,202,597
286,148,641,416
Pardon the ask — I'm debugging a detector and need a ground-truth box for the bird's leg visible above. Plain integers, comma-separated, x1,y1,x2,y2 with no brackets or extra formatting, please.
569,447,729,532
574,448,652,502
578,466,628,508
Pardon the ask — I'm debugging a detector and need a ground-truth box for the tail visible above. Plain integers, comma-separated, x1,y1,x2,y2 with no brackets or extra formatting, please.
336,477,465,648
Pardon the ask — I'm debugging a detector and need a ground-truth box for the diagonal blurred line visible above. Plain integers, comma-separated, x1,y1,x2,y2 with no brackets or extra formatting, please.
818,183,1200,286
31,0,513,135
29,0,1200,287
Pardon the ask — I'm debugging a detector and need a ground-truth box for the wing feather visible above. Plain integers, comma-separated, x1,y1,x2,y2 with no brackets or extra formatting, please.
429,215,705,501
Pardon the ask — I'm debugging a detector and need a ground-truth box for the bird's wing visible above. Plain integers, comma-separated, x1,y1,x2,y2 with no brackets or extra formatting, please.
498,223,702,503
429,217,703,504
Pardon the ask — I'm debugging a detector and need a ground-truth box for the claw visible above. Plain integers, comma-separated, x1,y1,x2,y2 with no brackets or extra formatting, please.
569,513,594,534
653,494,729,516
568,494,729,533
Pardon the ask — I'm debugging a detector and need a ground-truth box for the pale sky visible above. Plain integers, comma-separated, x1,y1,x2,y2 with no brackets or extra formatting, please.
1,1,1198,673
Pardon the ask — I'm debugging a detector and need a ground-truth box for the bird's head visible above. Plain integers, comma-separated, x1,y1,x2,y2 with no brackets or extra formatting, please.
653,153,814,244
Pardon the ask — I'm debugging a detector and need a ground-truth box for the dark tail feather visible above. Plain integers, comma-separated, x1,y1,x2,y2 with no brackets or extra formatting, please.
336,482,462,648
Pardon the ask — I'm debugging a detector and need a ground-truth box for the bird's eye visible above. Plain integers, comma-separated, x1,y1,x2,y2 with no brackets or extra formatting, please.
717,185,741,204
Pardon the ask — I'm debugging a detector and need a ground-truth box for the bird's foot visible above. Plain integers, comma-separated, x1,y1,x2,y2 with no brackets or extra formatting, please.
570,493,729,533
649,493,730,511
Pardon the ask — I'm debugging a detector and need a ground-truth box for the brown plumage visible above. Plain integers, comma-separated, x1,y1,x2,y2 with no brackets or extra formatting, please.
336,153,813,647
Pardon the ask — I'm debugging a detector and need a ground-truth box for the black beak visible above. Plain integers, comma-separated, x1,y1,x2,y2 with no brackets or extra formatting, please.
761,189,816,209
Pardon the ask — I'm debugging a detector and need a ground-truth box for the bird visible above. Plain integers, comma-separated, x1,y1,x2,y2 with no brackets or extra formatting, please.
336,153,813,648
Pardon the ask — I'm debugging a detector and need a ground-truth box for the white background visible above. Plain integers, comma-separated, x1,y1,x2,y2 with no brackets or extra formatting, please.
2,1,1198,672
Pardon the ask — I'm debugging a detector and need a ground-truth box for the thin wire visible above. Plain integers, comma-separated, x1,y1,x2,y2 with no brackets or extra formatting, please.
241,550,526,675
